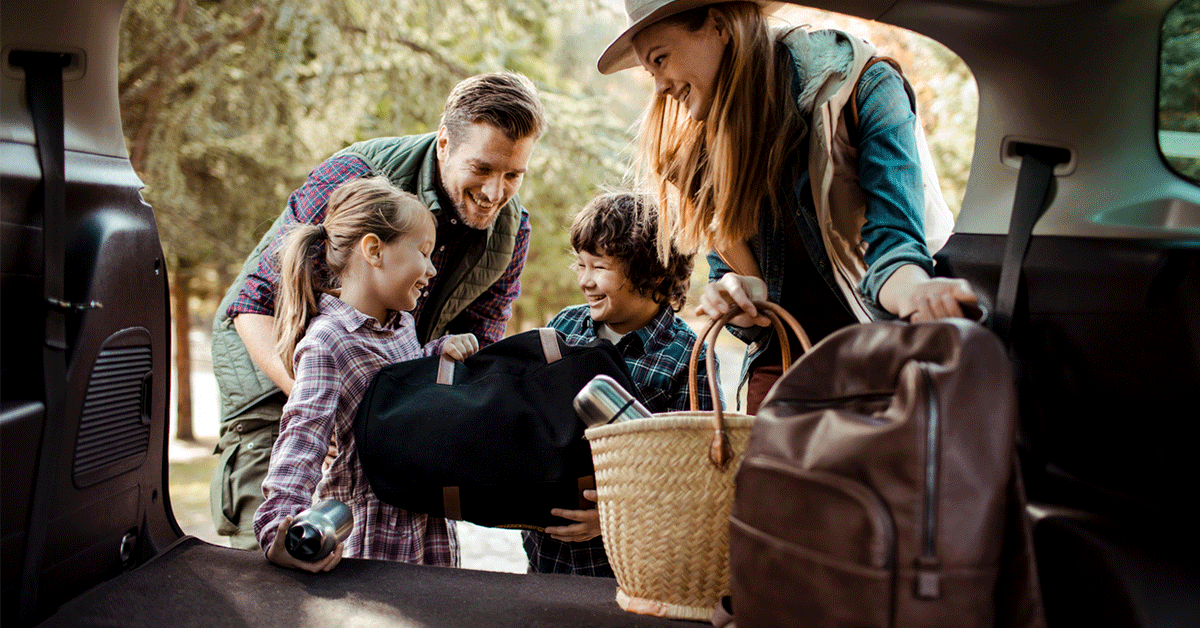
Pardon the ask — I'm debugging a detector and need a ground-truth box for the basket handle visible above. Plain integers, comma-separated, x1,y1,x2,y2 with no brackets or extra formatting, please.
688,301,812,469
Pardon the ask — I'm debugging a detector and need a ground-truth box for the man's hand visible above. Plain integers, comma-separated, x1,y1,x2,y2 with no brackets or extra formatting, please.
265,516,344,573
695,273,771,328
442,333,480,361
545,489,602,543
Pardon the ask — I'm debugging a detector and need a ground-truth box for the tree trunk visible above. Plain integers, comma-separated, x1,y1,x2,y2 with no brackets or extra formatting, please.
172,262,195,441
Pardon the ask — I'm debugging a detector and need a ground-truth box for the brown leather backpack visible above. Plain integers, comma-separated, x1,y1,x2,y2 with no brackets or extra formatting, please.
721,319,1046,628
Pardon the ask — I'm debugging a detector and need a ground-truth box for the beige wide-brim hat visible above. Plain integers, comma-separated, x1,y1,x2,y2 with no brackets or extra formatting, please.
597,0,784,75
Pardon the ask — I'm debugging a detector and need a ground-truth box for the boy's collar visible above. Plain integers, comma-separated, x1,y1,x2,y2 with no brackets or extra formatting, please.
596,304,673,351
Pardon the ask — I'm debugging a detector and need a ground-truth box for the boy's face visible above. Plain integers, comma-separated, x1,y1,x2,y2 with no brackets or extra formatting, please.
575,250,662,335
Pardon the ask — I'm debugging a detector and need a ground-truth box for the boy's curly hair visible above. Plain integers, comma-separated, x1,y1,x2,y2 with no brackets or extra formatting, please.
570,192,693,312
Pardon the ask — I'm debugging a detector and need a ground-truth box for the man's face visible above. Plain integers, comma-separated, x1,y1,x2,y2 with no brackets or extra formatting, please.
436,121,536,230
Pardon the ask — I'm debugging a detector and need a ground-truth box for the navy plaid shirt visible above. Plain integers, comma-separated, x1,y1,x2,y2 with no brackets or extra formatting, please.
523,304,723,577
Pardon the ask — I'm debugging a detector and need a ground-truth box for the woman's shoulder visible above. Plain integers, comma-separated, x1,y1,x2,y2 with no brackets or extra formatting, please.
856,58,906,100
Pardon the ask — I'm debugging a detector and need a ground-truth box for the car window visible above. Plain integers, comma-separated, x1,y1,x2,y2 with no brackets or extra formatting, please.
1159,0,1199,184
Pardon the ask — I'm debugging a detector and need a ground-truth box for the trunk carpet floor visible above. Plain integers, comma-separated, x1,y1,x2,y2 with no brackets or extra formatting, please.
38,536,700,627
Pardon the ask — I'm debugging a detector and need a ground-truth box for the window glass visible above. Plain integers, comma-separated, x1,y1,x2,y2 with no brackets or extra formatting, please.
1159,0,1200,184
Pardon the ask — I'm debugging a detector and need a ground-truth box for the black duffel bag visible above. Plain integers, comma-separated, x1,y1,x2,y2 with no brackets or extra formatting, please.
353,327,637,530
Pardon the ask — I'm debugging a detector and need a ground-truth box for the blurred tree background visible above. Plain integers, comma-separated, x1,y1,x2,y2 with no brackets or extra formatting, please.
117,0,977,439
1159,0,1199,182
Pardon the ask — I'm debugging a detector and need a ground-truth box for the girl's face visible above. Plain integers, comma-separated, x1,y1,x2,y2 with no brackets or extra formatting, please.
375,217,437,315
574,250,661,335
632,11,729,121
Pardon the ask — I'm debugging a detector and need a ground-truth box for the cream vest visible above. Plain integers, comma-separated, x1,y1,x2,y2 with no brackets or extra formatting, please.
719,30,953,323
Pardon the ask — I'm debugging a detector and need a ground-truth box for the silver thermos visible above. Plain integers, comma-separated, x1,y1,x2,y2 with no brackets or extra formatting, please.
285,499,353,561
573,374,652,427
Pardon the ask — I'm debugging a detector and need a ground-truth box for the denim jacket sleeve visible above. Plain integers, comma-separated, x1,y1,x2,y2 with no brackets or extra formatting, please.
853,62,935,311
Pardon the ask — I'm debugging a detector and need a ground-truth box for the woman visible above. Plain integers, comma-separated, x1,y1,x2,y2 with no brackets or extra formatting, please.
599,0,979,411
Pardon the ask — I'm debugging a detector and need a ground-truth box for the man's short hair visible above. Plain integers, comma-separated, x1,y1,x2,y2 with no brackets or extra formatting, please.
441,72,546,146
571,192,693,312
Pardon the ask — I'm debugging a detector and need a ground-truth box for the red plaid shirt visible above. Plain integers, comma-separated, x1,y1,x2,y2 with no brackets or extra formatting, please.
253,294,457,565
229,154,529,345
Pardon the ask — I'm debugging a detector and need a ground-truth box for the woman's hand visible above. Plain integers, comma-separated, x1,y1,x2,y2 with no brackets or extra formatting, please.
696,273,771,328
265,516,344,573
880,264,980,322
442,333,480,361
904,278,979,322
545,489,602,543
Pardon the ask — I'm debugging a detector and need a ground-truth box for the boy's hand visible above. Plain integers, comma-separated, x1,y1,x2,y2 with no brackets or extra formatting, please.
442,333,480,361
696,274,771,328
545,489,602,543
265,516,344,573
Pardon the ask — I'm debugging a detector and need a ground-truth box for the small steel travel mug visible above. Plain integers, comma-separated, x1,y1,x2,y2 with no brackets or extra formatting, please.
573,374,652,427
285,499,353,562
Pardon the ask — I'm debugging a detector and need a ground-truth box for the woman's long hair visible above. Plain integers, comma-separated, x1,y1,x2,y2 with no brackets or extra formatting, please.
273,177,432,377
635,1,805,258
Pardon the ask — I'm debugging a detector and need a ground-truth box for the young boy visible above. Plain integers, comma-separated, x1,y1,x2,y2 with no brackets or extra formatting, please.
523,192,722,578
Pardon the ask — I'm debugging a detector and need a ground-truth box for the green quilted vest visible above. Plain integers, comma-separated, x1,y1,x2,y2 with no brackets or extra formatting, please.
213,134,523,423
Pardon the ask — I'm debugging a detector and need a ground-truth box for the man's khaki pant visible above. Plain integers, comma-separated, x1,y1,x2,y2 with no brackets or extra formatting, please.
209,404,282,550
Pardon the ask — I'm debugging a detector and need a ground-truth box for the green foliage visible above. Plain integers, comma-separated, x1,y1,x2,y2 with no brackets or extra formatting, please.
1160,0,1200,182
119,0,980,329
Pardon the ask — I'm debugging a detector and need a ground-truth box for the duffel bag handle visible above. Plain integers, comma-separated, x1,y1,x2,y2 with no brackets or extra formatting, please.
436,328,562,384
689,301,812,469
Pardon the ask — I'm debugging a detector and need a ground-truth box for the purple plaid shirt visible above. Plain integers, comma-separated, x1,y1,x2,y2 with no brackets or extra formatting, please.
229,154,529,345
253,294,457,565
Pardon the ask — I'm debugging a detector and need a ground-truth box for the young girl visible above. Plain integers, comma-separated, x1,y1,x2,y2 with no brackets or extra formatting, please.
253,177,479,573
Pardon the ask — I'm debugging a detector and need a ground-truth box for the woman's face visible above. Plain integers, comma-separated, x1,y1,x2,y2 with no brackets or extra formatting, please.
632,11,729,121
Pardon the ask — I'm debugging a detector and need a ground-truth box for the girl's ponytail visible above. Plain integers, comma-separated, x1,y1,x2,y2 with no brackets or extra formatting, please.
274,224,327,377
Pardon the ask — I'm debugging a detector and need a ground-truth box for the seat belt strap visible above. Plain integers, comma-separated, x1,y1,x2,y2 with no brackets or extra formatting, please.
13,50,71,624
993,149,1059,345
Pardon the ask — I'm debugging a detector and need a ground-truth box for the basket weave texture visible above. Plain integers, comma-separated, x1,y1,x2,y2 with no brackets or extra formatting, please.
586,412,754,620
585,301,811,621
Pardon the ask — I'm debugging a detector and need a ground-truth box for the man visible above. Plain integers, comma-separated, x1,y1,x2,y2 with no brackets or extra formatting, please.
209,72,546,549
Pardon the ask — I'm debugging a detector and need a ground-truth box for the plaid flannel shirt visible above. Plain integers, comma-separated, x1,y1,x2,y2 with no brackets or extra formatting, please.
253,294,458,565
228,154,529,345
523,304,722,576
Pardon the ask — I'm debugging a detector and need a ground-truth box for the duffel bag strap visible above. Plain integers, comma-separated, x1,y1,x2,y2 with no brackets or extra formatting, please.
436,328,563,384
538,327,562,363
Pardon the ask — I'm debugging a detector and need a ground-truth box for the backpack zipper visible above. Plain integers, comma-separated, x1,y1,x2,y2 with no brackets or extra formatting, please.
916,364,942,599
767,393,893,425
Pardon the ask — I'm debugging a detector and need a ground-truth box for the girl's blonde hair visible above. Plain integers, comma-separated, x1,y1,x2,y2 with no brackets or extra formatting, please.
635,1,805,258
273,177,434,376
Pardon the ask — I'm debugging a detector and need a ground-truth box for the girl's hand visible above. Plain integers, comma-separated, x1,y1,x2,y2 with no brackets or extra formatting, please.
695,273,771,328
545,489,602,543
265,516,344,573
442,333,480,361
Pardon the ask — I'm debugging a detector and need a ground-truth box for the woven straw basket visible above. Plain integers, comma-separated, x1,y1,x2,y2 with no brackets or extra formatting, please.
585,302,810,621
